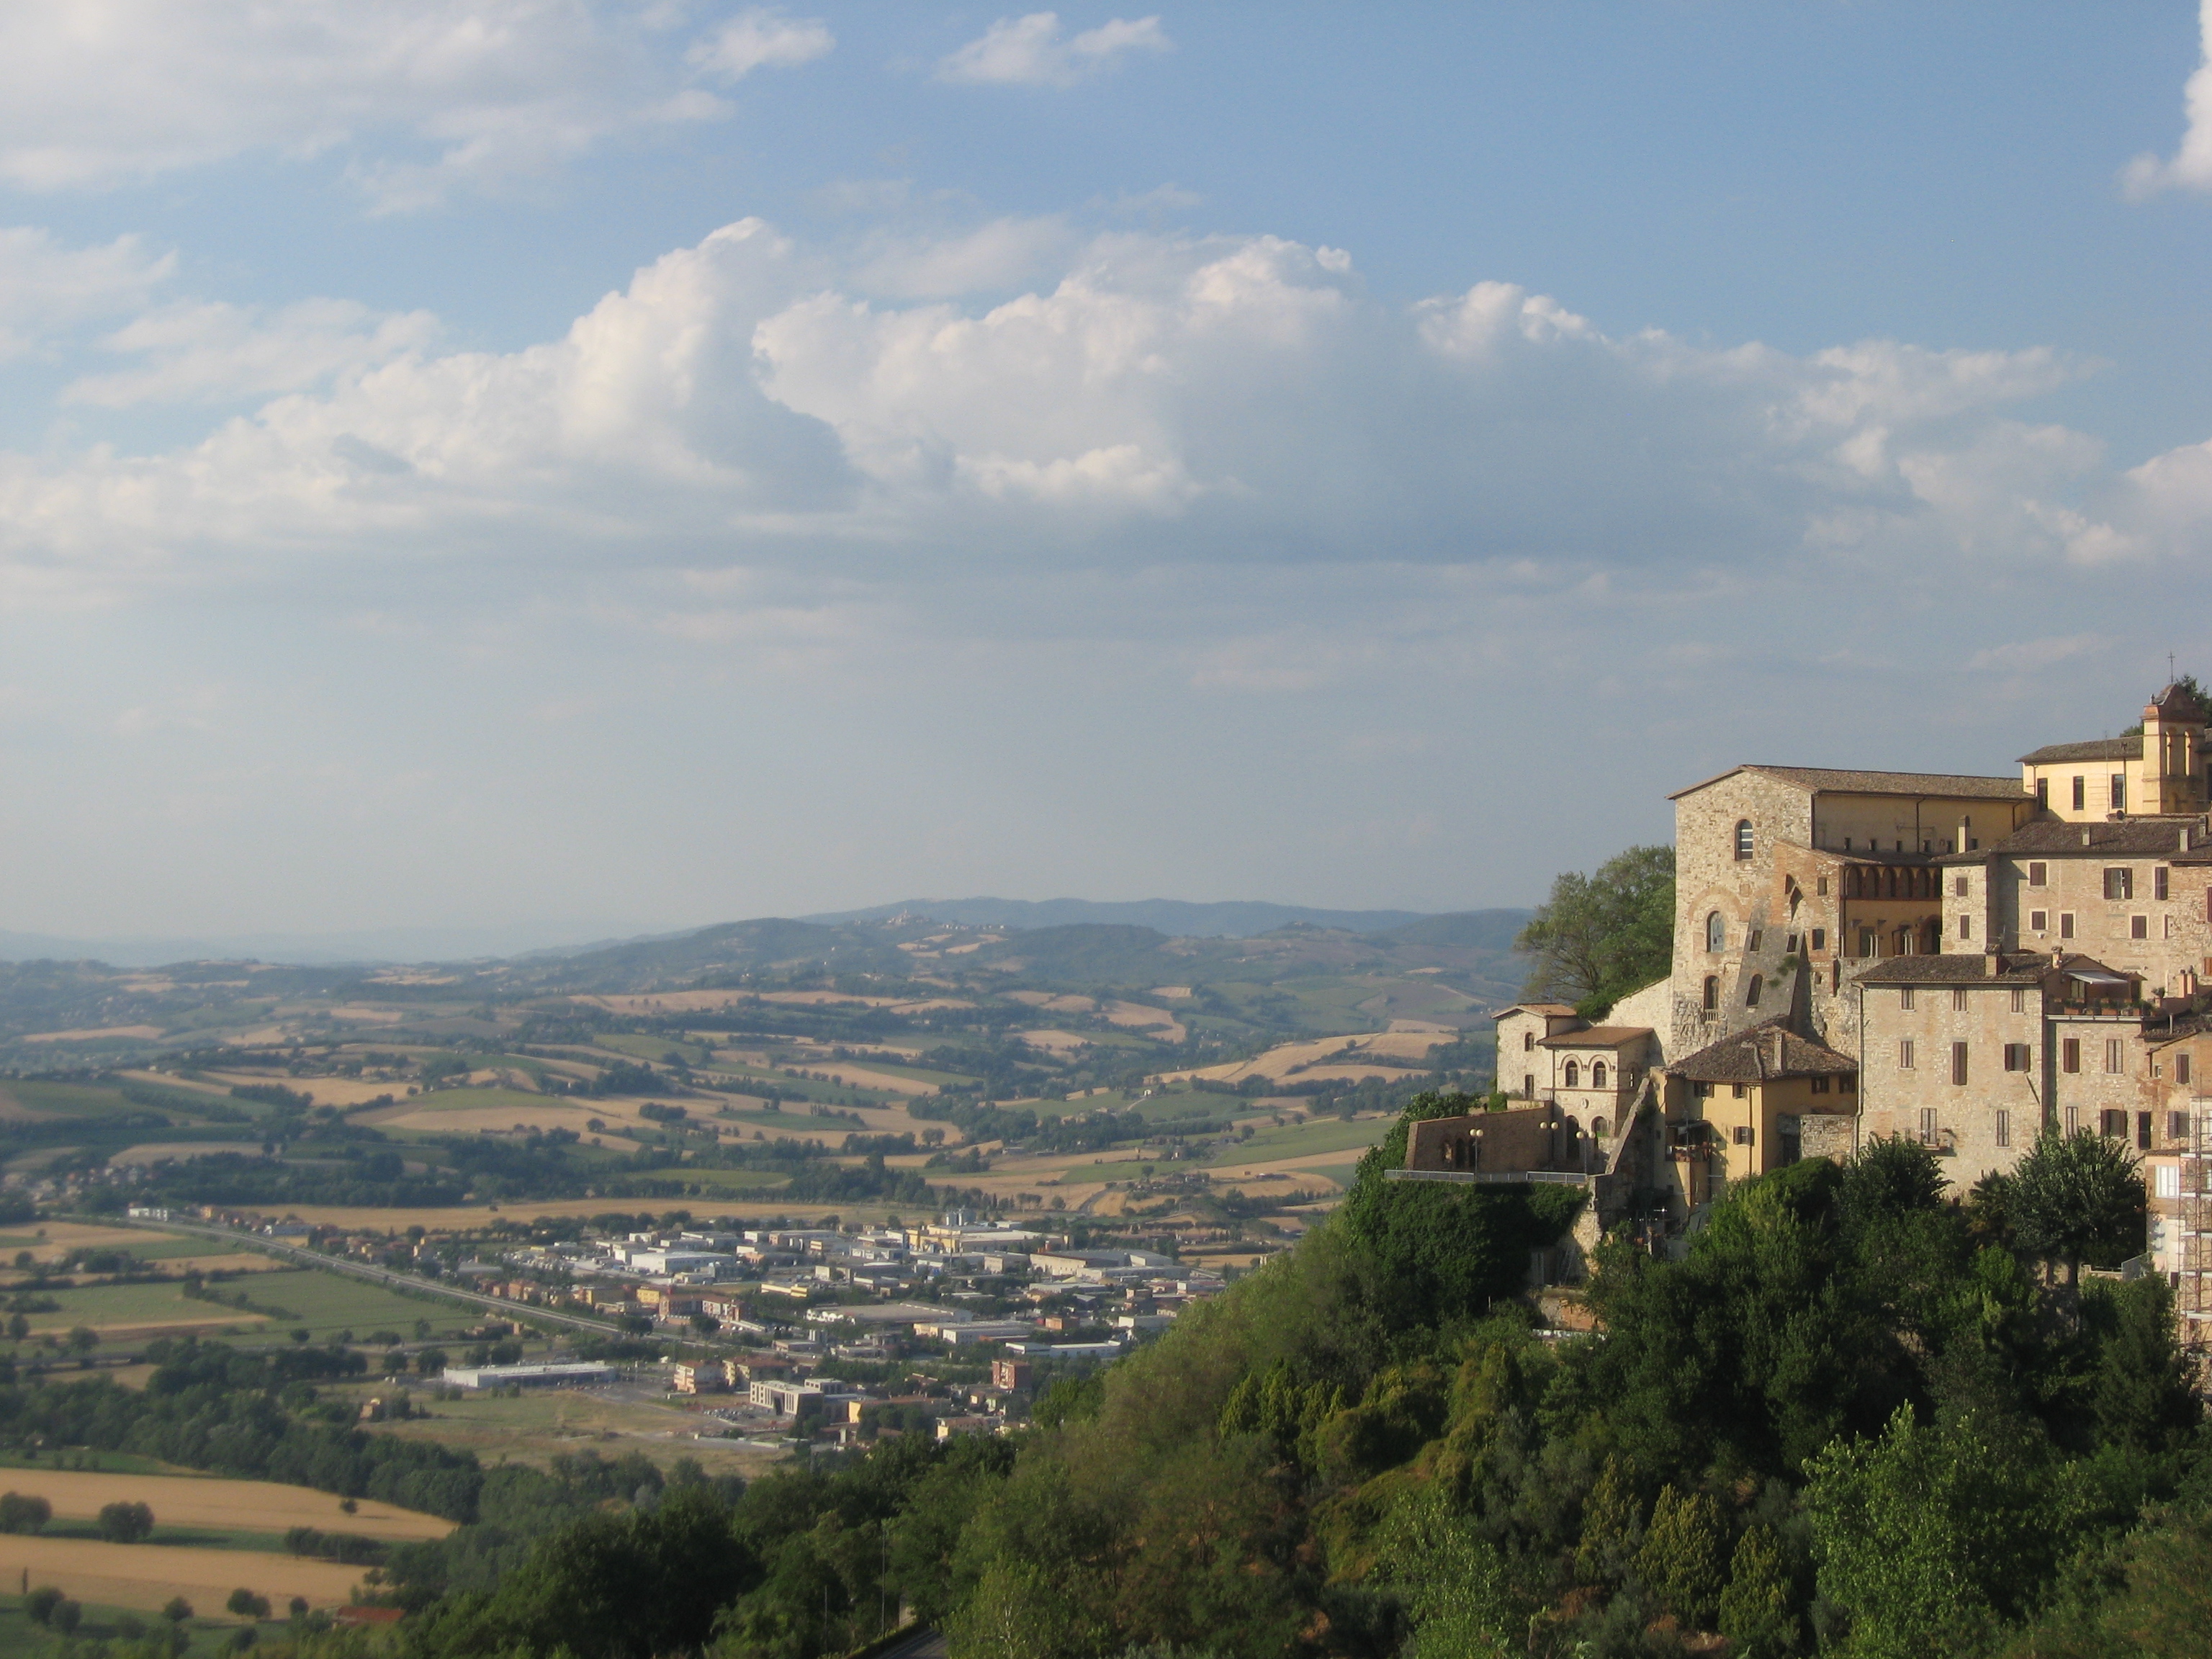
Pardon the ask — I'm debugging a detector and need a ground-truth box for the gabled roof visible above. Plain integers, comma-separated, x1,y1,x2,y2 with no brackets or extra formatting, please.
1491,1002,1578,1019
1961,817,2203,859
1538,1025,1653,1049
1853,951,2135,987
1670,1018,1856,1082
2018,737,2139,765
1668,764,2027,802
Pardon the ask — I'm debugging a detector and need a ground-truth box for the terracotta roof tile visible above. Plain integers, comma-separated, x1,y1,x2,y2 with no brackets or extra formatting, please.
1670,1018,1857,1082
2018,737,2139,765
1537,1025,1654,1048
1668,765,2027,802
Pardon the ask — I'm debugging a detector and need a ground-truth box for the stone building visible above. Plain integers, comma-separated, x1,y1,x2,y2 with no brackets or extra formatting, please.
1664,764,2038,1062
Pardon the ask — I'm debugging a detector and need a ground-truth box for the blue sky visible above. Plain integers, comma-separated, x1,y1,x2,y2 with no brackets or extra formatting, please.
4,2,2212,945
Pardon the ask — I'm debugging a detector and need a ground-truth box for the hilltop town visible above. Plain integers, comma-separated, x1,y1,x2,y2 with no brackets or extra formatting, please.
1398,681,2210,1334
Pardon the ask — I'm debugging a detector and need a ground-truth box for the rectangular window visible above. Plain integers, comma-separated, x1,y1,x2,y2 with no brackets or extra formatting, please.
1952,987,1968,1011
2028,861,2047,887
2139,1111,2154,1151
2106,1038,2126,1074
1840,1073,1857,1092
2170,1109,2190,1140
2180,1055,2193,1086
1732,1125,1754,1146
2037,778,2050,809
2061,912,2076,939
1954,876,1969,898
2157,1164,2182,1199
1810,1074,1831,1094
1951,1042,1969,1086
2132,914,2149,940
1900,986,1915,1010
1816,877,1829,896
2105,867,2135,900
1746,929,1763,951
1995,1109,2011,1148
1919,1107,1939,1146
2112,773,2127,811
2011,987,2028,1015
1693,1081,1713,1097
1523,1032,1534,1050
2063,1038,2081,1073
2029,909,2049,932
1899,1039,1916,1070
1959,914,1973,940
1861,930,1878,957
2101,1108,2127,1138
2157,866,2170,901
2003,1043,2031,1071
2073,775,2086,811
1731,1083,1748,1099
1810,928,1825,951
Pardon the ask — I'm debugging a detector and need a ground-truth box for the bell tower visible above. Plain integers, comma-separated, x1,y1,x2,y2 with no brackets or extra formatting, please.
2141,681,2208,814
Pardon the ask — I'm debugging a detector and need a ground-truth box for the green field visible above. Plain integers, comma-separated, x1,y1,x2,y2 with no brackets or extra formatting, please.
1202,1114,1395,1165
0,1598,294,1659
24,1264,482,1350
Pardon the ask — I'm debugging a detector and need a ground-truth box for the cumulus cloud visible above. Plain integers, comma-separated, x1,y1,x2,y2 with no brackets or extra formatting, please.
6,215,2211,611
2125,0,2212,197
63,299,438,407
0,1,824,207
688,9,834,81
938,12,1172,87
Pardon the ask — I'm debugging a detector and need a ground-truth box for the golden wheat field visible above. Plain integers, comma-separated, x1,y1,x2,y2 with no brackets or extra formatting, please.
0,1537,367,1617
0,1471,454,1539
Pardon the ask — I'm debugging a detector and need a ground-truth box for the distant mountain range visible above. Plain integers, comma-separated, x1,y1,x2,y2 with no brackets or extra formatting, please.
0,899,1532,970
804,897,1449,938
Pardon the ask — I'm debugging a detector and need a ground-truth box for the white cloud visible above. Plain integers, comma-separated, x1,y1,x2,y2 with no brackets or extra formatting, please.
938,12,1172,87
6,215,2211,616
687,9,834,81
64,299,438,407
0,228,175,359
0,1,775,207
2125,0,2212,197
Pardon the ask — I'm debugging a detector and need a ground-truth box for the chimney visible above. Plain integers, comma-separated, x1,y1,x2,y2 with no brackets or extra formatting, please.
2184,824,2193,854
2081,827,2092,848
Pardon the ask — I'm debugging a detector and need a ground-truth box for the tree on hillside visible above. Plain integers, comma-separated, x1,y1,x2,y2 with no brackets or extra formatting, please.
2009,1129,2146,1287
1516,845,1675,1017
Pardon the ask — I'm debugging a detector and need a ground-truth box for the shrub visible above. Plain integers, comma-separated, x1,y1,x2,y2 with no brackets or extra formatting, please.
226,1588,271,1619
24,1586,62,1625
96,1498,156,1542
163,1596,194,1624
0,1491,51,1533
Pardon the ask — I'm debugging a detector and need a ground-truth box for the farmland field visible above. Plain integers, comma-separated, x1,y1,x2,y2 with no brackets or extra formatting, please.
0,1470,452,1541
367,1387,781,1478
0,1536,367,1617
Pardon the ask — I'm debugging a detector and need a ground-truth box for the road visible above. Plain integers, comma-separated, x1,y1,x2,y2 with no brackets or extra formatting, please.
104,1214,626,1339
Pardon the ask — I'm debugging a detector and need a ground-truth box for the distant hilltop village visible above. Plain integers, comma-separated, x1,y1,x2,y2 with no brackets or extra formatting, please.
1397,682,2212,1298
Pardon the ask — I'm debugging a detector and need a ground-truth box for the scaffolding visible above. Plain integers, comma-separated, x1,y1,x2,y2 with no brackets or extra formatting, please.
2181,1103,2212,1383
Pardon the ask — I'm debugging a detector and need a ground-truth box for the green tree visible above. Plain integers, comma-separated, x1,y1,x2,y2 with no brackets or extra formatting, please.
1636,1484,1726,1629
1515,844,1676,1015
0,1491,50,1533
2010,1130,2146,1287
96,1499,155,1542
1804,1406,2068,1659
163,1596,194,1624
1574,1457,1641,1586
225,1588,269,1619
1717,1524,1798,1658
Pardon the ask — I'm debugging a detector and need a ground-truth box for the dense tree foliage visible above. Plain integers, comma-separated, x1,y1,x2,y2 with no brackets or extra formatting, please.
1515,845,1676,1016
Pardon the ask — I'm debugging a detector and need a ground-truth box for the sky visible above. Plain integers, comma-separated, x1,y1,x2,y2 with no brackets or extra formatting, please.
6,1,2212,948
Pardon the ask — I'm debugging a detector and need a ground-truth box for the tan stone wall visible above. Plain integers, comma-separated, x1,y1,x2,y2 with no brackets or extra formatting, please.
1857,979,2047,1190
1973,840,2211,995
1406,1104,1586,1173
1607,978,1673,1061
1671,770,1814,1053
2047,1015,2152,1138
1494,1010,1551,1101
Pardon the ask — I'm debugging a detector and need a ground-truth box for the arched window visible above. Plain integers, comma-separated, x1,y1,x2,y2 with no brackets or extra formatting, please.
1745,974,1763,1006
1563,1060,1580,1087
1735,819,1754,860
1702,975,1718,1012
1591,1061,1608,1088
1592,1116,1609,1138
1706,912,1725,953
